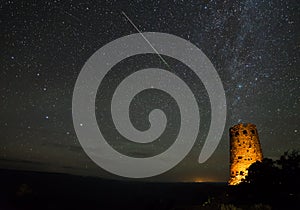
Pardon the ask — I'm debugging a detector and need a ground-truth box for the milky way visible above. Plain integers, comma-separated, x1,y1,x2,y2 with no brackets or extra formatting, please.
0,0,299,182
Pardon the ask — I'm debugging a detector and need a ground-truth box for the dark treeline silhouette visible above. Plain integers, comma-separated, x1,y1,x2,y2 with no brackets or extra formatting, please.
243,150,300,191
224,150,300,209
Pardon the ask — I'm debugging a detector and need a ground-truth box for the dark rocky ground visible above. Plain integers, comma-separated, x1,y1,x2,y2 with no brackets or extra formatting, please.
0,169,298,210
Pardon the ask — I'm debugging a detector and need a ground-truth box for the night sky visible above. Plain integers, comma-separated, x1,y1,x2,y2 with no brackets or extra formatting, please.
1,0,299,182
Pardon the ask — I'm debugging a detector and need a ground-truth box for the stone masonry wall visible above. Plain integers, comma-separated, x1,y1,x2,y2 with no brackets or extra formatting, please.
229,123,263,185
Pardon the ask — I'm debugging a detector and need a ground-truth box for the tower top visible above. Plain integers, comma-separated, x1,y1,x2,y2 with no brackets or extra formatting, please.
230,123,257,130
229,123,258,139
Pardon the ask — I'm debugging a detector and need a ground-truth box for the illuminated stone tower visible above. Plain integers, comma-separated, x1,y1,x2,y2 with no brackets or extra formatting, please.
229,123,263,185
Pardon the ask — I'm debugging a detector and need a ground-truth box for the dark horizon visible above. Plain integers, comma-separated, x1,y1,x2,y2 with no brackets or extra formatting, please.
0,165,299,210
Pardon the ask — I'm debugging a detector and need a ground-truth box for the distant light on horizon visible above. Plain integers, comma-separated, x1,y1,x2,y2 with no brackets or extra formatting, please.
192,178,218,183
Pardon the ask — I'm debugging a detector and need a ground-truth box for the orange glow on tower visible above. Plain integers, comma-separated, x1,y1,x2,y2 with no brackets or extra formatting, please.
228,123,263,185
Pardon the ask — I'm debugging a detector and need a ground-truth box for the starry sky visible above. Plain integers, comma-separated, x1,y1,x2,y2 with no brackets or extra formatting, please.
0,0,299,182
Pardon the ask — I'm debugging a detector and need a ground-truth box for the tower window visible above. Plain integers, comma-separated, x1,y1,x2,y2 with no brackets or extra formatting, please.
243,130,247,135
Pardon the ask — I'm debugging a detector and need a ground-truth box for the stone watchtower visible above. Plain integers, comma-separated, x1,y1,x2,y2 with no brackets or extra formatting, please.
229,123,263,185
